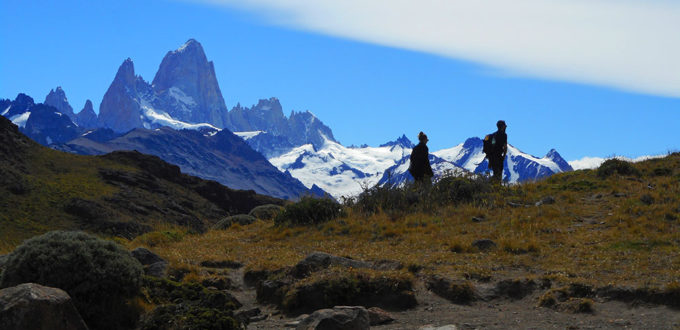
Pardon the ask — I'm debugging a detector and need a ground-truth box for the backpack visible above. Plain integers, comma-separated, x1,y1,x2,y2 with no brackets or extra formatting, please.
483,133,495,155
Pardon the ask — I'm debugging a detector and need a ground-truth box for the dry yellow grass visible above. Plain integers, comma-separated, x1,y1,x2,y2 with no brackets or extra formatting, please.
124,154,679,289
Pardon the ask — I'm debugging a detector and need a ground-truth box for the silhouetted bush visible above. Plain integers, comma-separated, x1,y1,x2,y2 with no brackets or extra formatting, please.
431,175,492,205
275,197,344,226
248,204,284,220
213,214,256,230
597,159,641,178
349,174,492,216
0,230,143,330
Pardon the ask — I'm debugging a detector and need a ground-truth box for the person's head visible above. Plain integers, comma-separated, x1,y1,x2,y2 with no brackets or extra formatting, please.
418,131,428,144
496,120,507,132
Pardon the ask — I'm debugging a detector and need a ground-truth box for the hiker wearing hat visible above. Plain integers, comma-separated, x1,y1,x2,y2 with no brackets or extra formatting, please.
408,131,434,183
482,121,508,183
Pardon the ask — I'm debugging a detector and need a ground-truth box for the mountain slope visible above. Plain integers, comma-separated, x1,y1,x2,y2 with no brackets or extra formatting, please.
56,126,321,200
0,115,282,249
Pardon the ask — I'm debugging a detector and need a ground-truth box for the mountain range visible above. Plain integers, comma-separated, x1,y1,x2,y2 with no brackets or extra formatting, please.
2,38,573,200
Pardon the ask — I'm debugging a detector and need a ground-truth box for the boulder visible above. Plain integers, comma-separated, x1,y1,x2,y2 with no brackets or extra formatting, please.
296,306,370,330
0,283,88,330
131,247,167,277
131,247,165,265
292,252,371,278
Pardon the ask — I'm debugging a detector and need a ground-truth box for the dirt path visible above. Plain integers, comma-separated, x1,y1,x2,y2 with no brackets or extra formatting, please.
237,276,680,329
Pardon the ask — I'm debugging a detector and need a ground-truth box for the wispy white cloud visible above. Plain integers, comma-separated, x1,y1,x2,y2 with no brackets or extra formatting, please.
191,0,680,97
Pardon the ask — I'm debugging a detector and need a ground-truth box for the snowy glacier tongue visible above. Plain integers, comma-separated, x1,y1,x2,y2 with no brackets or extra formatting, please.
269,139,412,199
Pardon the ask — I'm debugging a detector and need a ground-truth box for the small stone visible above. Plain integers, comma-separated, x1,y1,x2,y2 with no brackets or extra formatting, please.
471,217,485,222
368,307,394,325
472,239,497,251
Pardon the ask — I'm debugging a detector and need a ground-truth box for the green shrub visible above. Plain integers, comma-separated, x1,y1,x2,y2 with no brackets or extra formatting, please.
275,197,344,226
140,277,241,330
248,204,284,220
0,231,144,330
597,159,641,178
213,214,256,230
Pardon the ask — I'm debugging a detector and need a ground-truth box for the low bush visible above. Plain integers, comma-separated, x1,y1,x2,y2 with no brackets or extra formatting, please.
248,204,284,220
275,197,344,226
213,214,256,230
0,231,144,330
597,159,641,178
349,174,492,216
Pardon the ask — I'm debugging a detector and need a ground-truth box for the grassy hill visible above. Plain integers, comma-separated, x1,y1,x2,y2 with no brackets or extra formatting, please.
130,153,679,304
0,115,282,251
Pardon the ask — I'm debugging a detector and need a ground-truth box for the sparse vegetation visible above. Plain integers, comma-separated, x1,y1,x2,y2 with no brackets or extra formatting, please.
274,196,344,226
249,204,284,220
0,231,144,330
213,214,256,230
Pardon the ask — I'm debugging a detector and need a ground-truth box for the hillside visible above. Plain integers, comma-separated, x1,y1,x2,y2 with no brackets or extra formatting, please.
114,152,679,327
0,115,282,250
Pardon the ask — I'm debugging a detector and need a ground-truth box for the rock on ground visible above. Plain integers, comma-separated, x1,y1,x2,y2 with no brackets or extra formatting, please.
296,306,370,330
0,283,88,330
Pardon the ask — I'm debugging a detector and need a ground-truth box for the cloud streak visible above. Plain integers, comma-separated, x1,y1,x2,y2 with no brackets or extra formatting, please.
192,0,680,97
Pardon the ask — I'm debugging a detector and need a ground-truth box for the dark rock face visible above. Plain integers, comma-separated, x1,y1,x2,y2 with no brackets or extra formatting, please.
0,283,89,330
296,306,370,330
152,39,229,128
44,87,75,120
74,100,98,129
23,104,81,145
2,94,35,118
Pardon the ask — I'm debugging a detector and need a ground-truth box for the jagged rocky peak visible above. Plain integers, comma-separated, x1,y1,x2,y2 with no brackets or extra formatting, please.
152,39,228,127
546,149,573,171
75,99,98,128
380,134,414,148
44,86,75,119
98,58,148,133
13,93,35,110
114,58,137,85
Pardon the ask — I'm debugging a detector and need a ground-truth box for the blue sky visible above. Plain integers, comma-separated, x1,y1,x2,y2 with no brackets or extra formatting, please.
1,0,678,162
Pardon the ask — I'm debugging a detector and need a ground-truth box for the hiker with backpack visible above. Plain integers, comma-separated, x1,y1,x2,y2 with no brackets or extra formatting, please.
409,131,434,183
483,120,508,183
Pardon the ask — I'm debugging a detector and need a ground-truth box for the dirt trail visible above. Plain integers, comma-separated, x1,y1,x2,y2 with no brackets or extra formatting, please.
237,276,680,329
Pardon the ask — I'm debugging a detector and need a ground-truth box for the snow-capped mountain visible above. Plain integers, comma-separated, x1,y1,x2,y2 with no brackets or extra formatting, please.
269,135,414,198
1,94,82,146
433,137,573,182
99,40,225,133
268,135,573,199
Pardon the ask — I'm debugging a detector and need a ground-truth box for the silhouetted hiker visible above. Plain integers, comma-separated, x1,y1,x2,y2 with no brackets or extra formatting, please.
483,120,508,183
409,131,434,183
